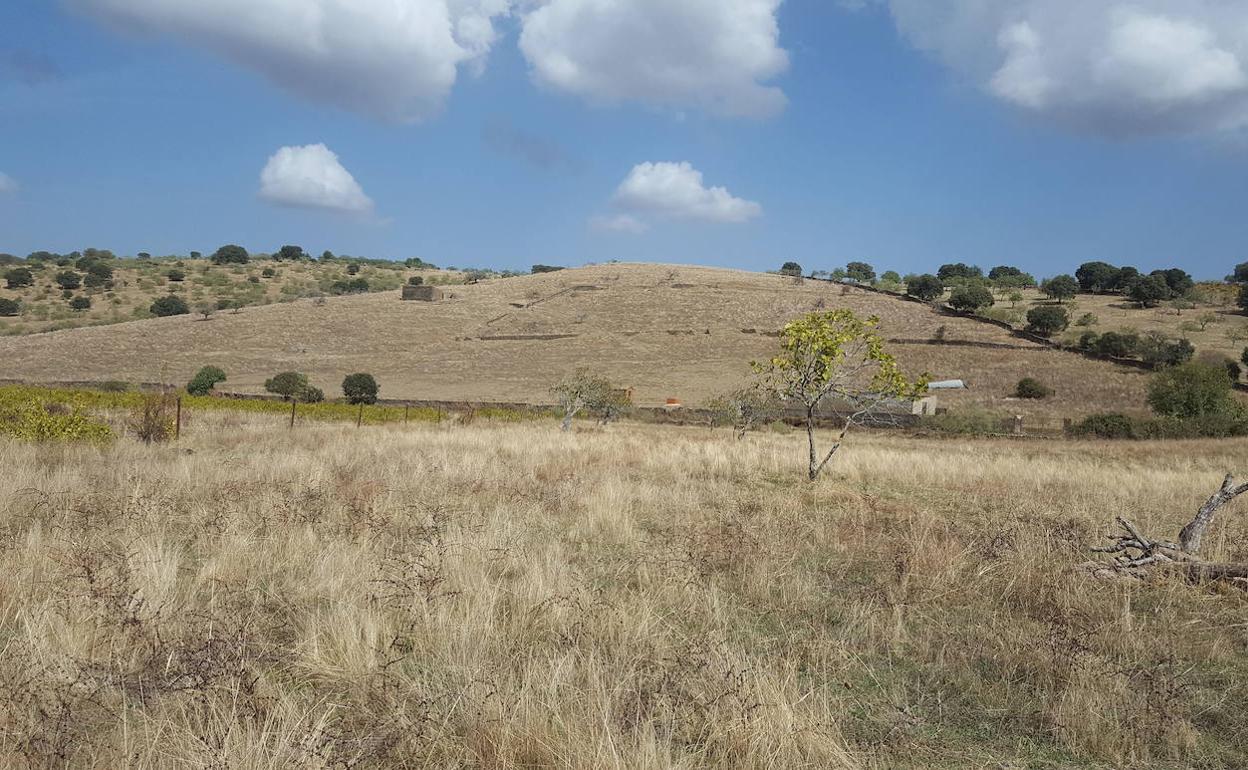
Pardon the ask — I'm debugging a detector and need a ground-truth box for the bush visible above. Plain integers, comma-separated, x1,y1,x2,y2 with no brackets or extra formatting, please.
265,371,321,401
1147,362,1240,420
330,278,370,295
1127,274,1171,307
4,268,34,289
1040,274,1078,302
1015,378,1052,399
532,265,564,274
1069,413,1137,440
55,270,82,290
947,284,994,313
779,262,802,277
186,366,227,396
342,373,379,405
129,390,178,444
845,261,875,283
1074,313,1098,327
166,269,186,282
0,298,19,317
261,267,276,278
1137,332,1194,369
408,275,424,286
1025,305,1069,337
150,295,190,317
303,385,325,403
0,400,111,442
1094,331,1138,358
69,296,91,311
905,274,944,302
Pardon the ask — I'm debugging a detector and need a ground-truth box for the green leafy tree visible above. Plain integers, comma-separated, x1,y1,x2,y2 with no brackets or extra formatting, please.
342,373,380,405
1026,305,1070,336
1076,261,1118,293
845,261,875,283
1095,331,1139,358
1041,274,1078,303
55,270,82,290
532,264,565,274
1008,291,1024,307
274,244,307,261
69,295,91,311
753,310,928,480
150,295,190,317
937,263,982,282
0,298,20,316
1137,332,1195,369
880,270,901,284
265,371,311,400
948,284,994,313
779,261,803,277
166,269,186,282
4,268,34,289
408,275,424,286
1127,274,1171,308
706,387,784,440
905,274,944,302
551,369,624,432
211,244,250,265
1110,266,1140,292
1232,262,1248,283
186,366,227,395
1151,268,1193,298
1147,362,1240,420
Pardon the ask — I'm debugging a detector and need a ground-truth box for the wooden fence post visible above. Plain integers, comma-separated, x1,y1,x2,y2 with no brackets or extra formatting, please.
404,405,409,425
175,396,182,439
289,399,297,429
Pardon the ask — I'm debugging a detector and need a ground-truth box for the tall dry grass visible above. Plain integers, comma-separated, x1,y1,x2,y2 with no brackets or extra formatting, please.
1,417,1246,767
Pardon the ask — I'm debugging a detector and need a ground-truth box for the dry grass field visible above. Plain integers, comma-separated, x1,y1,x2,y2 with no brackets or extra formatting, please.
0,263,1159,420
0,257,452,336
2,415,1247,767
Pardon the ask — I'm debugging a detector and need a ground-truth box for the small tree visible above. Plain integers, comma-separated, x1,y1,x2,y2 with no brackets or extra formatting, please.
845,261,875,283
1008,291,1024,308
1076,261,1119,293
69,295,91,311
129,389,178,444
1128,275,1171,308
1147,362,1239,420
274,244,307,261
551,369,617,432
779,262,803,278
166,269,186,282
150,295,190,317
342,373,379,405
1026,305,1069,337
880,270,901,284
265,371,311,400
1095,331,1139,358
4,268,33,289
947,284,994,313
905,274,944,302
187,366,227,395
210,244,250,265
195,301,216,321
1041,274,1078,303
55,270,82,290
0,298,21,316
753,310,927,481
1137,332,1195,369
707,387,784,439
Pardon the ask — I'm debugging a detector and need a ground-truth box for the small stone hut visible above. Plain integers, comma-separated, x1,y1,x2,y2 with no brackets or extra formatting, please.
402,285,446,302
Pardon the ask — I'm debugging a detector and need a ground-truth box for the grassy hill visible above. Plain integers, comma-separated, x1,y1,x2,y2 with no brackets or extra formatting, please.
0,262,1159,419
0,254,458,335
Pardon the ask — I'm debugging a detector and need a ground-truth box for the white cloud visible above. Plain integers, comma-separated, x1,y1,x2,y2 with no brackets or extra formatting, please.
610,161,761,225
589,213,649,234
517,0,789,118
883,1,1248,136
259,144,373,213
0,172,16,195
74,0,512,123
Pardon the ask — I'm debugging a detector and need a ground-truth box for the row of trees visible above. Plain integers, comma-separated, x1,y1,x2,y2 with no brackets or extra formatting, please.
186,366,380,405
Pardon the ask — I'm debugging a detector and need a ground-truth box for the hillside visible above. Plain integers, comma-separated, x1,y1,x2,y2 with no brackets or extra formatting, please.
0,263,1158,418
0,254,456,335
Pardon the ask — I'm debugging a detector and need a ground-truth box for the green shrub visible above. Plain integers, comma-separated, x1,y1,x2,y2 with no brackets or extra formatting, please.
408,275,424,286
166,269,186,282
920,409,1003,435
1137,332,1194,369
1074,313,1098,327
1069,414,1137,440
947,284,994,313
69,296,91,311
55,270,82,289
1015,378,1052,399
342,373,379,405
4,268,34,289
0,298,19,317
905,274,944,302
1094,331,1138,358
1147,362,1240,420
150,295,189,317
1025,305,1069,337
261,267,276,278
187,366,227,396
211,244,250,265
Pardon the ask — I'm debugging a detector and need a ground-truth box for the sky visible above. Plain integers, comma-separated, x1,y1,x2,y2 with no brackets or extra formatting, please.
2,0,1248,280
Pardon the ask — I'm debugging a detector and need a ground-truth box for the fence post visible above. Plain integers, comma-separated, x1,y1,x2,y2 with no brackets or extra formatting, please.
289,399,297,429
357,402,364,428
175,396,182,439
404,405,409,425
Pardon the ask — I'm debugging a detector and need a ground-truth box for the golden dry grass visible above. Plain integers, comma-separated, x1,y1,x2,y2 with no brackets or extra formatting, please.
0,264,1156,419
2,415,1247,767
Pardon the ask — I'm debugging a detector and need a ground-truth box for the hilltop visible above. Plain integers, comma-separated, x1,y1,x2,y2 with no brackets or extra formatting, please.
0,263,1156,419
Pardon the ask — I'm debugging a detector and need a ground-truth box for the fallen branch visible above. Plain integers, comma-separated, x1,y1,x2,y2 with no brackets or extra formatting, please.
1083,474,1248,587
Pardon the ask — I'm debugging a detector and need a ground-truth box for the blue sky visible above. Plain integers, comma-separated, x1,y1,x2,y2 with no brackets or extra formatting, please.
2,0,1247,279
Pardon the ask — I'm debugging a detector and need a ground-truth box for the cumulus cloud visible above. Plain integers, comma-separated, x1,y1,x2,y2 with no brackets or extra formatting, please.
259,144,373,213
74,0,512,123
882,0,1248,136
517,0,789,118
0,172,17,195
599,161,761,231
